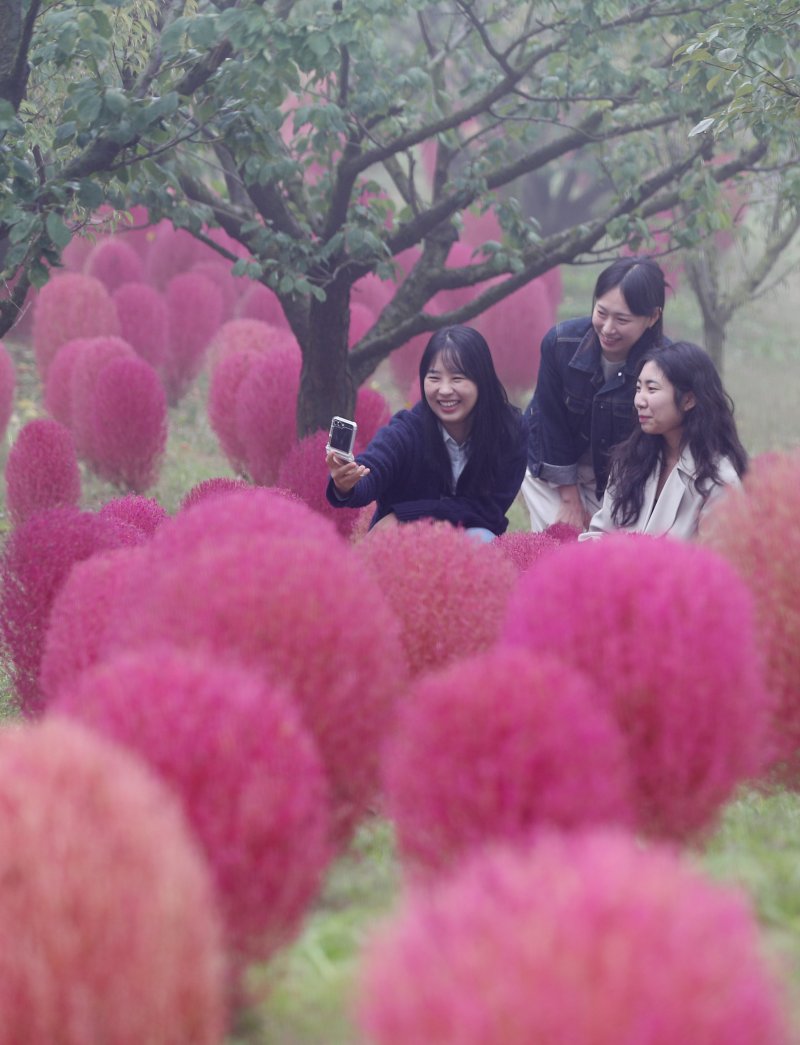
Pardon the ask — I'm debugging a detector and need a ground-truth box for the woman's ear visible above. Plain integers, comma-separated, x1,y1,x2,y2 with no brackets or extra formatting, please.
646,307,662,329
682,392,696,412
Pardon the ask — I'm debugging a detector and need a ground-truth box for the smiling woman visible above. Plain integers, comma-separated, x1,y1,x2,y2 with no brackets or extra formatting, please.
325,325,528,539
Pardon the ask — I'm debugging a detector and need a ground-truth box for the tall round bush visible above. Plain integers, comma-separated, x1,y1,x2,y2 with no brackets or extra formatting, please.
32,273,120,380
5,419,81,527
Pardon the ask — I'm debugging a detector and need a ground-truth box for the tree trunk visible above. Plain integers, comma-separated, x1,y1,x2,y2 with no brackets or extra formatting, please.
701,315,726,373
297,278,357,436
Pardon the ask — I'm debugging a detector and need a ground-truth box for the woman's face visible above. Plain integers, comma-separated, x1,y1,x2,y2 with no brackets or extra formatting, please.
592,285,660,361
634,361,694,449
423,351,479,443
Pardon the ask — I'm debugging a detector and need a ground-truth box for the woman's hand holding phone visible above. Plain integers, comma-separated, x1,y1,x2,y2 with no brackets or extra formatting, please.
326,450,370,494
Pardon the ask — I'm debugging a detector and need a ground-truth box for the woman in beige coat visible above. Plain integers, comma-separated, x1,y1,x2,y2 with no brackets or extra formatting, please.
581,341,747,541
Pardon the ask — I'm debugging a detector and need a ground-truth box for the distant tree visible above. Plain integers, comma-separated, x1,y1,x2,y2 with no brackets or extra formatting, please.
0,0,790,432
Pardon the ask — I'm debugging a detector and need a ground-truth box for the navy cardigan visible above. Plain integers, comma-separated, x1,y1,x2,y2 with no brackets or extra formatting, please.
326,402,528,536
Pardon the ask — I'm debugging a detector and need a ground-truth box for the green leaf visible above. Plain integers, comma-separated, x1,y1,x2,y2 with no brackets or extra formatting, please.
688,116,715,137
46,211,73,249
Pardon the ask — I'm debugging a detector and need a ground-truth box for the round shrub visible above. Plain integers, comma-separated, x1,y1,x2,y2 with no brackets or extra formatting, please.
383,646,633,877
0,341,16,442
143,223,205,289
234,343,302,485
101,531,407,843
5,419,81,527
502,535,773,841
356,520,518,678
163,272,224,404
112,281,169,369
700,450,800,779
0,717,226,1044
88,355,168,491
277,431,363,539
84,237,144,291
64,335,137,463
494,529,559,572
180,477,252,511
99,494,168,536
32,273,120,380
208,348,262,473
43,337,96,427
52,646,333,966
357,829,790,1045
354,386,391,451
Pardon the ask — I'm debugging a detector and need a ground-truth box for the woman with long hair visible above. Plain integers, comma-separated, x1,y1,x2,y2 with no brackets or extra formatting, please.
580,340,747,540
326,325,528,539
522,256,668,532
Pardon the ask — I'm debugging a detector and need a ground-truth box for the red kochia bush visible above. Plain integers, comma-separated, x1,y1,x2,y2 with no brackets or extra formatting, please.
163,272,224,404
502,536,772,841
383,647,633,877
88,356,168,491
101,532,407,843
234,343,302,484
356,521,518,678
208,348,262,474
99,494,168,537
357,830,790,1045
53,646,333,967
180,477,252,511
61,335,137,463
277,431,363,539
5,419,81,527
494,529,559,572
84,237,144,291
0,507,142,713
31,273,120,380
112,281,169,370
354,385,391,451
701,450,800,780
0,341,16,441
0,717,226,1045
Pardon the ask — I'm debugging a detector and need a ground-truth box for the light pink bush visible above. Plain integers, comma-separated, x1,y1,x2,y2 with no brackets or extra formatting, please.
473,276,554,398
277,431,363,538
236,282,289,327
356,521,518,678
0,717,226,1044
234,343,302,484
208,348,262,473
354,386,391,451
5,419,81,527
210,317,295,366
101,532,407,842
348,302,375,347
39,546,149,703
357,829,790,1045
383,647,633,876
191,261,240,321
99,494,168,537
112,281,169,369
0,506,142,713
352,272,393,316
32,273,120,380
64,335,137,462
163,272,224,404
502,535,773,841
53,646,333,966
143,223,205,289
701,450,800,780
84,237,144,291
43,337,95,427
0,341,16,441
180,477,252,512
88,356,168,491
494,529,559,572
388,306,442,394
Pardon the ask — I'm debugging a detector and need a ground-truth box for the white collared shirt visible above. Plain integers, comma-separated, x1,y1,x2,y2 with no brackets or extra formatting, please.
441,426,470,492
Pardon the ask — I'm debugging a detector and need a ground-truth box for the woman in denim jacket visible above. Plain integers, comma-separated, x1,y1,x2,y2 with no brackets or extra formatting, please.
522,256,667,531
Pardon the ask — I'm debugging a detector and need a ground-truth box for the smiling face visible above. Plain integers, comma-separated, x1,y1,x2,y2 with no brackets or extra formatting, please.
592,286,661,362
634,360,695,451
423,351,479,443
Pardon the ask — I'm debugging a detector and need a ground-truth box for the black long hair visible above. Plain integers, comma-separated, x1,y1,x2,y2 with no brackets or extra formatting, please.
594,256,668,342
609,341,748,527
418,325,522,494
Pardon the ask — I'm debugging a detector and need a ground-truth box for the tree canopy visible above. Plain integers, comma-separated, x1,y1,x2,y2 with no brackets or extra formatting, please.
1,0,794,430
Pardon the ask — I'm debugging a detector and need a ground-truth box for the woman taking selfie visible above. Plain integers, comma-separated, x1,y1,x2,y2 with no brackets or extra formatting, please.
580,340,747,540
326,325,528,539
522,256,668,531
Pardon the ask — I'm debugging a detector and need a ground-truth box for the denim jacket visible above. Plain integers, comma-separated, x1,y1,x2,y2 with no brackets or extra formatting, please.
524,316,663,497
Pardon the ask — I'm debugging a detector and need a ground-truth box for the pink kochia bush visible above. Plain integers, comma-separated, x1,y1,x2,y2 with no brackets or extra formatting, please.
0,341,16,441
701,450,800,780
356,521,518,678
88,355,168,491
163,272,224,404
84,236,144,291
277,431,364,539
4,419,81,527
0,717,226,1044
234,344,302,484
502,536,772,841
356,829,790,1045
180,477,252,511
383,647,633,877
52,646,333,967
31,273,120,380
0,506,142,713
112,281,169,369
494,529,559,573
100,530,407,843
99,493,168,537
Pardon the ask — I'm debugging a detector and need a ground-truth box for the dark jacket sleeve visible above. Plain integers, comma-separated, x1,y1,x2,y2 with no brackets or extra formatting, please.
529,321,588,485
325,410,415,513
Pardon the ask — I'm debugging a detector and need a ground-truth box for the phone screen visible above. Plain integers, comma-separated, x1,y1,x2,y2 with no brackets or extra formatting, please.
329,418,356,454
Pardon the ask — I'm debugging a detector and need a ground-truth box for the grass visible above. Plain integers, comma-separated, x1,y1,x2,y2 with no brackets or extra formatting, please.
0,250,799,1042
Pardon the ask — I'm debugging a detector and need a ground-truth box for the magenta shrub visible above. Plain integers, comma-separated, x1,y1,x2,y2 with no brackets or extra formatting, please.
502,536,773,841
5,419,81,528
357,829,790,1045
43,337,95,427
88,356,168,491
236,282,289,327
101,531,407,842
0,342,16,441
356,521,518,678
112,281,169,369
0,506,141,713
234,343,302,484
84,237,144,291
31,273,120,380
494,530,559,572
210,318,296,365
348,302,375,347
180,477,253,512
64,335,137,462
143,223,205,289
383,646,632,877
354,386,391,451
277,431,363,539
701,450,800,779
191,260,241,321
0,717,227,1044
163,272,224,404
53,645,333,966
99,494,168,537
473,276,554,398
208,348,262,473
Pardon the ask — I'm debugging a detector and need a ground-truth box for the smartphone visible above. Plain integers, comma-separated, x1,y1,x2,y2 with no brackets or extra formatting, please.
326,416,358,461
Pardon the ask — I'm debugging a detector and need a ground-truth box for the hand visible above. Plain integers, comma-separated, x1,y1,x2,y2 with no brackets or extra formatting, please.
554,486,590,531
326,450,370,494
